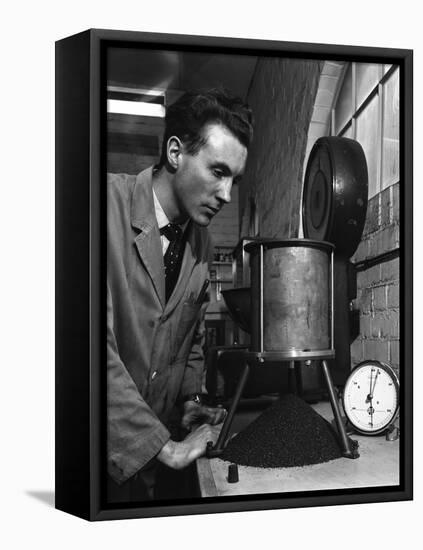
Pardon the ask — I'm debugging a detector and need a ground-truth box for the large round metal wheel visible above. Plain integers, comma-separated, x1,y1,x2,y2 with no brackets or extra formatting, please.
302,137,368,258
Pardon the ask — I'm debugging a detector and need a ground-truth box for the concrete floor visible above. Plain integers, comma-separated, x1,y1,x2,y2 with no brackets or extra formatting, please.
196,400,399,497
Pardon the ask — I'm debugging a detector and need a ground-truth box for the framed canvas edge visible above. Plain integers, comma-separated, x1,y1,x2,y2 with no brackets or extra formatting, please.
55,28,413,522
91,487,412,521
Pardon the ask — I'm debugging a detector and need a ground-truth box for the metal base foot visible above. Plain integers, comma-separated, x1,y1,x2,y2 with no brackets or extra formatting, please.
342,437,360,458
206,442,225,458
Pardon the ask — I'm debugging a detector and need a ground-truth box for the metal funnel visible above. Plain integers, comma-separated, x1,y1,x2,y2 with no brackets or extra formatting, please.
221,287,251,333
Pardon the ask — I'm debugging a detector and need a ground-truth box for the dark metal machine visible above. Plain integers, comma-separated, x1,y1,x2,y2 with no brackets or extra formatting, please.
302,137,368,258
302,137,368,386
207,239,358,460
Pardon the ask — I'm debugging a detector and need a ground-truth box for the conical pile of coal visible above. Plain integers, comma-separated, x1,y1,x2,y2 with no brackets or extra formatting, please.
222,394,342,468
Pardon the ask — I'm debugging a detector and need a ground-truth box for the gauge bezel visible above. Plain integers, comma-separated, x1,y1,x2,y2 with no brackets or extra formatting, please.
342,360,400,435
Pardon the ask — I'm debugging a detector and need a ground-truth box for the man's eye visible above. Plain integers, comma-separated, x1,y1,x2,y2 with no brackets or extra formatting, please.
213,169,224,178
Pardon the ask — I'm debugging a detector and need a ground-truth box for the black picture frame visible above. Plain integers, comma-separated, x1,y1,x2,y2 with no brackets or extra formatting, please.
55,28,413,521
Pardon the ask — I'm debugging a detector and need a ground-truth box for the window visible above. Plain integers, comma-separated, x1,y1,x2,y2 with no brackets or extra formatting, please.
331,63,399,198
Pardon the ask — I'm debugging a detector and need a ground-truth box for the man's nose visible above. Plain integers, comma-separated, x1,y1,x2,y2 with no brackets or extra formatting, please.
216,179,232,204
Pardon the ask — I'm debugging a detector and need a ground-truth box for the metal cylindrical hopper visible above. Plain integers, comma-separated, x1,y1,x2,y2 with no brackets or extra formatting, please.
245,239,334,360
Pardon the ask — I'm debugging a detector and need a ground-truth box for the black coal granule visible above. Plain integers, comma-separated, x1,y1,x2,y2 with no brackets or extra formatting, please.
222,394,342,468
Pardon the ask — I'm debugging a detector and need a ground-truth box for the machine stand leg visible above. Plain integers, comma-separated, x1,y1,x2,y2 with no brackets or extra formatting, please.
288,360,303,395
206,362,250,458
321,360,359,459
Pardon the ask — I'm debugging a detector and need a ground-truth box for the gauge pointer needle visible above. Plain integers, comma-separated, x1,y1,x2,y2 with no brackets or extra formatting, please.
368,370,379,429
371,370,379,398
366,369,373,403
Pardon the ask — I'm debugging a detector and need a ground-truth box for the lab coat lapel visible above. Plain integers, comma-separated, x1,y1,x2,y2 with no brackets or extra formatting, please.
131,169,166,308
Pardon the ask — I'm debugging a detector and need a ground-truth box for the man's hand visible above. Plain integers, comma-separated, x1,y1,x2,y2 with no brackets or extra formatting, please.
181,401,227,431
157,423,221,470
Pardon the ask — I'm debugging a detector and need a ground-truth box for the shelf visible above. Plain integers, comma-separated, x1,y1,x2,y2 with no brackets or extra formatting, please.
212,261,233,266
210,278,233,284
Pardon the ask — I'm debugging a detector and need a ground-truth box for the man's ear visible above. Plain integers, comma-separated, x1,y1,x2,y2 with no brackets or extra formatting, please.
166,136,183,170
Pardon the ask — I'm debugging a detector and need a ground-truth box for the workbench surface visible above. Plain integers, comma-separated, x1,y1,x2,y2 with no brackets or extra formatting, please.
196,401,399,498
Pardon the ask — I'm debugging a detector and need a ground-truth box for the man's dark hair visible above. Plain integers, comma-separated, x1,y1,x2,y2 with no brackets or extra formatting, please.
158,88,253,166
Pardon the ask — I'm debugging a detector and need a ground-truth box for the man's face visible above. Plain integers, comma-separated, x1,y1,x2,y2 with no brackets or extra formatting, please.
172,123,248,226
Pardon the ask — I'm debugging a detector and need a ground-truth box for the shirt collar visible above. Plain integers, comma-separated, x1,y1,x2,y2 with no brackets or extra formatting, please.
152,188,189,233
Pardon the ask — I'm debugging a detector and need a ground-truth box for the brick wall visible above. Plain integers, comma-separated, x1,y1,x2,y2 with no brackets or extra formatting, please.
350,183,400,373
240,57,322,237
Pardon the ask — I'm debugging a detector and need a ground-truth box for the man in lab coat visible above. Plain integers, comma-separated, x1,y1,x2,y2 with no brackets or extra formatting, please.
107,89,253,501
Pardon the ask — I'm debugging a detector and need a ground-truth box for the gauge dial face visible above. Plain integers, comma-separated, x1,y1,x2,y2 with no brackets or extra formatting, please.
343,361,399,435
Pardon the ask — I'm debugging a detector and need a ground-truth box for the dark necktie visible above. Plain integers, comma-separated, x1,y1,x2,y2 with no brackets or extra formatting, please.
160,223,185,301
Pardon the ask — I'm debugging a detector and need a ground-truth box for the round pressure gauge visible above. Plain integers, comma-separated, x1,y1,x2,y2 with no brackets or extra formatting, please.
342,361,399,435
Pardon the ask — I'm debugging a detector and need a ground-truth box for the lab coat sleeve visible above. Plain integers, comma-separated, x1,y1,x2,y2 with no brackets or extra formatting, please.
107,285,170,485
